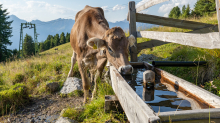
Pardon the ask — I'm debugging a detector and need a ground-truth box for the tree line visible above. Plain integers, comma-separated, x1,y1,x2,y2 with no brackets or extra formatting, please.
39,32,70,52
169,0,216,19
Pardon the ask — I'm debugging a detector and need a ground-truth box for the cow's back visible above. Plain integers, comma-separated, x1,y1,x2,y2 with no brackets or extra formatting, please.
70,6,109,55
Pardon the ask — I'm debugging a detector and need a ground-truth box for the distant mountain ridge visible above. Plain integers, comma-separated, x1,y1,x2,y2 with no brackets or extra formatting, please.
7,15,153,50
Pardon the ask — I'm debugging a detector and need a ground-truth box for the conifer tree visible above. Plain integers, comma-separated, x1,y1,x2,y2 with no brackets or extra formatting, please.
23,34,35,56
60,32,66,44
0,4,13,62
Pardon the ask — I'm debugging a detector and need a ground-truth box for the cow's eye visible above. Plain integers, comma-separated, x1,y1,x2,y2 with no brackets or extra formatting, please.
108,47,113,53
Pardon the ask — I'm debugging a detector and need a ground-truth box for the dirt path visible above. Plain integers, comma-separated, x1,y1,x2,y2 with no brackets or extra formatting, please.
0,94,83,123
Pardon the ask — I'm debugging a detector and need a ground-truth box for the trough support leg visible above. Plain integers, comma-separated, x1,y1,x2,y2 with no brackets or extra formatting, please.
105,95,123,113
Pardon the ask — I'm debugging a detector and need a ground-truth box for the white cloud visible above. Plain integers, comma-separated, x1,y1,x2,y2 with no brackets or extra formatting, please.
101,6,109,12
1,0,76,21
158,0,197,14
136,0,149,8
112,4,125,11
164,13,169,17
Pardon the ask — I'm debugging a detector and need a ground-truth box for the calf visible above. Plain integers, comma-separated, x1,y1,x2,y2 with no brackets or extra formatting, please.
68,5,135,103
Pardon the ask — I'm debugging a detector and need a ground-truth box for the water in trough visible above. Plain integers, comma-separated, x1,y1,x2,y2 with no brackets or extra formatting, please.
123,68,209,113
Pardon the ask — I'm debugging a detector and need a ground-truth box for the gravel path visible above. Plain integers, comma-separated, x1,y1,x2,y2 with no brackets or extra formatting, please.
0,94,83,123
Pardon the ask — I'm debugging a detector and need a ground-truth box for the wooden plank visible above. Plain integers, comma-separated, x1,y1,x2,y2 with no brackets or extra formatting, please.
129,1,138,62
137,40,169,51
159,108,220,122
136,13,216,30
136,0,169,13
143,62,220,108
130,62,145,68
137,31,220,49
110,66,160,123
216,0,220,38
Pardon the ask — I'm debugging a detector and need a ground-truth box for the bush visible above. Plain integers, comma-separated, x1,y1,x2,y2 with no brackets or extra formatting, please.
12,73,25,85
0,83,29,115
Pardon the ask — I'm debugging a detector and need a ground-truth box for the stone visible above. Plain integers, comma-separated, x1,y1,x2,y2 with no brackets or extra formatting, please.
46,82,60,93
30,119,35,123
55,117,78,123
60,77,82,94
138,54,157,62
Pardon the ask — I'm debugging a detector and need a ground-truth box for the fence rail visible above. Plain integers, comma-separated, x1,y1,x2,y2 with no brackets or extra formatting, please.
128,0,220,61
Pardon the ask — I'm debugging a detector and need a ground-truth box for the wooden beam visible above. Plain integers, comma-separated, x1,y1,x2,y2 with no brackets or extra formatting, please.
129,1,138,62
216,0,220,38
159,108,220,122
136,0,169,13
137,31,220,49
136,13,216,31
137,40,169,51
110,66,160,123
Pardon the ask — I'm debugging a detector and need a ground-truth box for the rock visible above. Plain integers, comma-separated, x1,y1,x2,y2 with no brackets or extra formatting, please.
59,109,66,117
46,82,60,93
60,77,82,94
138,54,157,62
30,119,35,123
56,117,78,123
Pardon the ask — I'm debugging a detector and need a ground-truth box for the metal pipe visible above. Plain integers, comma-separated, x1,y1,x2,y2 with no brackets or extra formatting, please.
152,61,207,67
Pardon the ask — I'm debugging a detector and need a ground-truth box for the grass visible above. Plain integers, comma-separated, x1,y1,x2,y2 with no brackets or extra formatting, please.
62,81,126,122
0,43,80,115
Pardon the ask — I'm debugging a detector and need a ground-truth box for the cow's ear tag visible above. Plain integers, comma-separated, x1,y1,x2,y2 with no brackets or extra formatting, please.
93,44,97,49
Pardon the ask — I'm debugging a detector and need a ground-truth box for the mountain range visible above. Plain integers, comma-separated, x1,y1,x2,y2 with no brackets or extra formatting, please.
7,15,154,50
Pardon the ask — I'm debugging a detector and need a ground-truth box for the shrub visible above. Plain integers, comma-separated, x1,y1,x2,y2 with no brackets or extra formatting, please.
12,73,25,85
0,83,29,115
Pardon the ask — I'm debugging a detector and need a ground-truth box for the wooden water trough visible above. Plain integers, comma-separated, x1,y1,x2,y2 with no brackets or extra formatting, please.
109,62,220,123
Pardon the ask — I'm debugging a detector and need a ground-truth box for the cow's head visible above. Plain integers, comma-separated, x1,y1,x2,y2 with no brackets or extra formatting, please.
87,27,135,75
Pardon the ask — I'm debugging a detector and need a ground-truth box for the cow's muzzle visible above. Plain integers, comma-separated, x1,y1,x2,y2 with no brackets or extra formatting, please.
118,65,133,75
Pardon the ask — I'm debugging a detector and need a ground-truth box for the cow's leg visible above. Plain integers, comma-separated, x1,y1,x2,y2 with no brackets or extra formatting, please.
91,61,106,100
91,70,100,100
78,60,90,104
68,51,77,77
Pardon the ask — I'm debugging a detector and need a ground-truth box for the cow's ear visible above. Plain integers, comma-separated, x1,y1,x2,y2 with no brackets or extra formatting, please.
87,37,106,50
127,35,136,47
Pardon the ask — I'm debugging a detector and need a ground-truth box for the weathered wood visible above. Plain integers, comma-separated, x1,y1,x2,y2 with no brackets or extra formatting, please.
159,108,220,122
143,62,220,108
216,0,220,38
129,1,138,62
137,40,169,51
129,62,145,68
137,31,220,49
136,0,169,13
136,13,216,31
110,66,160,123
105,95,123,113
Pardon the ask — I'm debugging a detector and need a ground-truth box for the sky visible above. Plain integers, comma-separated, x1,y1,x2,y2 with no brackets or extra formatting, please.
0,0,197,23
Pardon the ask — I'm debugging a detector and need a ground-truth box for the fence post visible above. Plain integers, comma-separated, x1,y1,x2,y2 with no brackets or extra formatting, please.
128,1,137,62
216,0,220,38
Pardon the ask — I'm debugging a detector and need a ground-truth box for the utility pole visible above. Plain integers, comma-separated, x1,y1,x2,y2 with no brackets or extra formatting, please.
19,22,39,58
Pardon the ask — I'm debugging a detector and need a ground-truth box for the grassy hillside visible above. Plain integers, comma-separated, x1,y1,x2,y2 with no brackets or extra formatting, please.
0,43,127,122
136,14,220,95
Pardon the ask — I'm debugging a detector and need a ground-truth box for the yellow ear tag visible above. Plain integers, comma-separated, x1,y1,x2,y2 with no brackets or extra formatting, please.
93,44,97,49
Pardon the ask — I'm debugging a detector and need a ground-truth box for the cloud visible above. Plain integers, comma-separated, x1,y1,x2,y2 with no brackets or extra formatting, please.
1,0,76,21
158,0,197,15
101,6,109,12
112,4,125,11
136,0,149,8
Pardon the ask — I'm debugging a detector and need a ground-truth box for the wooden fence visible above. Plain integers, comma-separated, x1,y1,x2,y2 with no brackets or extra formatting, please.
128,0,220,62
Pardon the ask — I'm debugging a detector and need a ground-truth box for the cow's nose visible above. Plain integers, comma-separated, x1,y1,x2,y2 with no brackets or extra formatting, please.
118,65,133,75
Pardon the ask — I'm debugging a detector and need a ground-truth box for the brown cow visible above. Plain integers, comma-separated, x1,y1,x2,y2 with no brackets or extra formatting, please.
68,5,136,103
